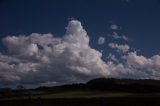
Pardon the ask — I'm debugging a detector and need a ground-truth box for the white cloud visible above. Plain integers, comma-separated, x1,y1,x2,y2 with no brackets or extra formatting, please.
0,20,110,86
0,20,160,87
122,35,129,41
123,52,160,79
110,32,120,39
108,53,118,62
126,52,160,72
97,36,105,45
109,32,129,41
110,24,119,30
108,43,130,53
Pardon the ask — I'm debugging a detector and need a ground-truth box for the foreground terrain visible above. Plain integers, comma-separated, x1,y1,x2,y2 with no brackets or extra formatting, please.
1,90,160,106
1,78,160,106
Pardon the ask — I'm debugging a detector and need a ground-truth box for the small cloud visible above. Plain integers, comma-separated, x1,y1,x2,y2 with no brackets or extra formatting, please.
100,49,104,53
97,36,106,45
108,53,119,62
108,43,130,53
110,24,122,30
109,32,129,41
122,35,129,41
110,24,119,30
110,32,120,39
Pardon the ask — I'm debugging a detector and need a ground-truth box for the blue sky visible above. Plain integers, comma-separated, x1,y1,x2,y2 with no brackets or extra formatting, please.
1,0,160,88
1,0,160,56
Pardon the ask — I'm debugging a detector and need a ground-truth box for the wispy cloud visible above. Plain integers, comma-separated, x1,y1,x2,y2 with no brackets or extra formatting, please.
108,53,119,62
108,43,130,53
109,32,129,41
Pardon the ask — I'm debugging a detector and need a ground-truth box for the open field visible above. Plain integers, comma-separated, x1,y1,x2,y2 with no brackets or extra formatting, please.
34,90,132,98
1,78,160,105
1,90,160,106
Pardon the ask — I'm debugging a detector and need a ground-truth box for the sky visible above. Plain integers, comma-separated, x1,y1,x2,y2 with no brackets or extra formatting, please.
0,0,160,88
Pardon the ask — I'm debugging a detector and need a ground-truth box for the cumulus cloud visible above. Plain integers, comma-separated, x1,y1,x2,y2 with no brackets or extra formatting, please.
109,32,129,41
97,36,105,45
108,43,130,53
121,35,129,41
0,20,160,87
0,20,110,87
110,24,120,30
122,52,160,79
107,53,118,62
126,52,160,72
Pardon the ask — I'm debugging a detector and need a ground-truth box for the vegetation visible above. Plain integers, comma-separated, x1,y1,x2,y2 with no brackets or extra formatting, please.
1,78,160,106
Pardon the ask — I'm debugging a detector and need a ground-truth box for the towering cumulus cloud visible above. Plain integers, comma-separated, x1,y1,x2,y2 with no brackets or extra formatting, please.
0,20,109,86
1,20,160,87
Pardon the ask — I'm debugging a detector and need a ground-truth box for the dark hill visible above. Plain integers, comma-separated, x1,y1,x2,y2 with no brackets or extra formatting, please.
86,78,160,92
35,78,160,93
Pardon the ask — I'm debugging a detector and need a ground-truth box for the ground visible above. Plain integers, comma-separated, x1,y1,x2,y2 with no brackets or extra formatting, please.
1,90,160,106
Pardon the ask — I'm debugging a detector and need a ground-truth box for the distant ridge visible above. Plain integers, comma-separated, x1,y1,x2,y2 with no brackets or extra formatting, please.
35,78,160,93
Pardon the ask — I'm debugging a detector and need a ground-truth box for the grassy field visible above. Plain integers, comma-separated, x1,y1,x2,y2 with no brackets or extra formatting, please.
1,90,160,106
36,90,132,98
